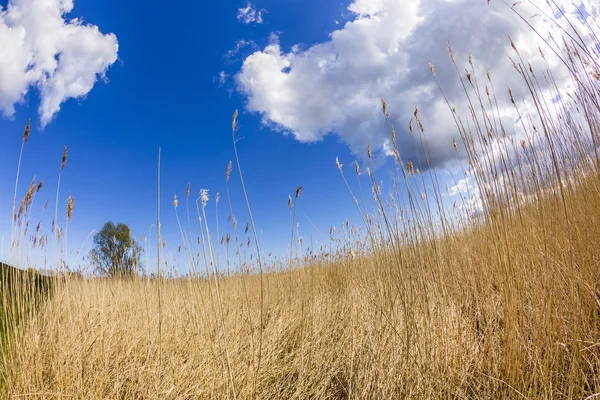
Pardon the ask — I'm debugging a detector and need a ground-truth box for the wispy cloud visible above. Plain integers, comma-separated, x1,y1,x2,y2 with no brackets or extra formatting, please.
225,39,255,59
217,71,229,86
0,0,119,126
237,2,264,24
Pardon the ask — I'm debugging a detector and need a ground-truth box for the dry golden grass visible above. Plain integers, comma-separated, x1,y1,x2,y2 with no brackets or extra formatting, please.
2,174,600,398
2,3,600,399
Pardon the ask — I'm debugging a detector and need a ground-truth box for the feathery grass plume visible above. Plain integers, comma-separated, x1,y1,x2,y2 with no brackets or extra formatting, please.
295,186,303,198
61,146,68,171
185,183,190,199
66,195,75,223
173,194,179,209
36,181,44,193
17,179,36,222
406,159,415,176
414,105,424,133
447,40,455,62
453,137,458,152
232,109,239,132
200,190,209,209
226,161,232,182
335,157,343,171
367,143,372,159
216,192,220,205
23,120,30,142
428,61,436,76
355,161,361,176
288,194,292,209
508,87,515,104
508,35,518,54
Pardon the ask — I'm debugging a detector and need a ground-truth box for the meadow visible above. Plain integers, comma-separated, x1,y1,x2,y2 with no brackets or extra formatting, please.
2,4,600,399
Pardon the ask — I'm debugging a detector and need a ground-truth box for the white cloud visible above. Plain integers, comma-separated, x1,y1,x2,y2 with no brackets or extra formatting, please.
0,0,118,126
217,71,229,86
447,176,473,198
235,0,598,167
225,39,255,59
237,3,264,24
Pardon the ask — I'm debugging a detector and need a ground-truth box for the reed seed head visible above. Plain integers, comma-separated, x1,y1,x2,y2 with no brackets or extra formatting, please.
200,189,209,208
23,120,31,143
508,35,517,53
226,161,232,182
185,183,190,199
428,61,435,76
406,159,415,176
367,143,372,160
67,195,75,222
36,180,44,193
61,146,68,171
173,194,179,209
336,157,343,171
295,186,302,198
232,110,239,132
447,41,455,62
355,161,361,176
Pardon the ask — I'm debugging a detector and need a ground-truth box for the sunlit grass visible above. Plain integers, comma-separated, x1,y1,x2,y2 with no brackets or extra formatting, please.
2,2,600,398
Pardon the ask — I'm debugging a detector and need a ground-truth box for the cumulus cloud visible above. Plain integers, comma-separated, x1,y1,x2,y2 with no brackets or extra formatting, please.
235,0,597,168
0,0,118,126
237,3,264,24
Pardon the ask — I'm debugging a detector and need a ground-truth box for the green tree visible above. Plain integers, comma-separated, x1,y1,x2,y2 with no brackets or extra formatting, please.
90,222,142,277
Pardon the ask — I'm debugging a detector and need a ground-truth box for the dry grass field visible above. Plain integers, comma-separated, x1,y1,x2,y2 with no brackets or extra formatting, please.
2,4,600,399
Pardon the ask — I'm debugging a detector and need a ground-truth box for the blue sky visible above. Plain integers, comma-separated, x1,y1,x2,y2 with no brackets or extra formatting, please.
0,0,368,272
0,0,595,273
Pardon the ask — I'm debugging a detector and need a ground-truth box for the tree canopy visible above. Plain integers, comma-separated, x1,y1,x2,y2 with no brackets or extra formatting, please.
90,222,141,277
